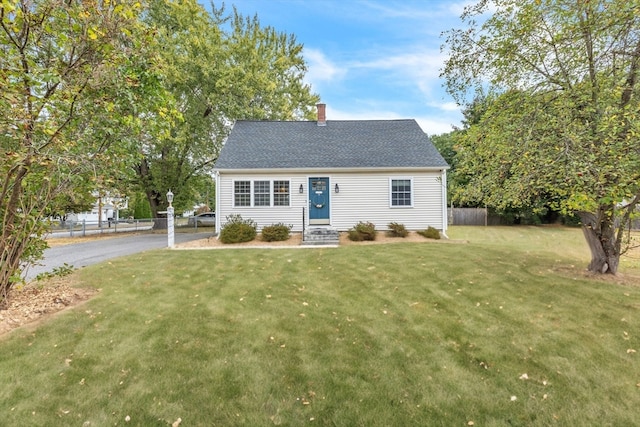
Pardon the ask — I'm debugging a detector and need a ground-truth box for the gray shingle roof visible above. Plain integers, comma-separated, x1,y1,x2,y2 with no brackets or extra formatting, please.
214,119,449,170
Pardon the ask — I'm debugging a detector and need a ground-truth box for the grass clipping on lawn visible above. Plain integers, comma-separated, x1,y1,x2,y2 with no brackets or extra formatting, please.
0,226,639,426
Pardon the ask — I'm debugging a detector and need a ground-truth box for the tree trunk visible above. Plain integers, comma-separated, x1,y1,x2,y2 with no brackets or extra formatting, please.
146,189,161,221
136,158,167,230
577,210,620,274
98,196,103,229
1,165,28,306
146,189,168,230
1,161,48,307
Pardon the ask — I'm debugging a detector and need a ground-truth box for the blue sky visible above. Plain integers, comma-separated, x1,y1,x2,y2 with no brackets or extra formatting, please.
222,0,469,135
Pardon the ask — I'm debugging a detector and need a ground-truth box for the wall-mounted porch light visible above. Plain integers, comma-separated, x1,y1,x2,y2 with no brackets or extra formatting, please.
299,184,304,194
334,183,339,193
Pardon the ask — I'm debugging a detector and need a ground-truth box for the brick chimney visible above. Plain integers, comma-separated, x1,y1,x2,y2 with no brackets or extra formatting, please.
316,103,326,126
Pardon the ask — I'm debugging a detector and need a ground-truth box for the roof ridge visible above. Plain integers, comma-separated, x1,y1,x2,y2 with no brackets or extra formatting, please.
233,119,417,123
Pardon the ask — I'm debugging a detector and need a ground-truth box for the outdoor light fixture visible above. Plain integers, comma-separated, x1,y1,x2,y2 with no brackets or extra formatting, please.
334,183,339,193
166,189,174,207
299,184,304,194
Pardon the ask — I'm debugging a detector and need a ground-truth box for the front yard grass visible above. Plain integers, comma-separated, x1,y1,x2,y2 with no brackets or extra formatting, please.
1,226,639,426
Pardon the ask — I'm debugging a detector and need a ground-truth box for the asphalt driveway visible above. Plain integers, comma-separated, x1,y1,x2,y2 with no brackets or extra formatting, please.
23,232,209,282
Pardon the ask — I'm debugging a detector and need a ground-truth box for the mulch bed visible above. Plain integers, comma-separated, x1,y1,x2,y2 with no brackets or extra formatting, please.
0,277,98,337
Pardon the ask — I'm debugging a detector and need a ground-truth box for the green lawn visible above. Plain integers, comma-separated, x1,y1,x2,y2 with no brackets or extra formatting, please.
1,226,639,426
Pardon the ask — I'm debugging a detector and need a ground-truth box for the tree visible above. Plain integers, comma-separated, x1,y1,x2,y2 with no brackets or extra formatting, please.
0,0,174,305
431,131,460,204
442,0,640,274
137,1,319,220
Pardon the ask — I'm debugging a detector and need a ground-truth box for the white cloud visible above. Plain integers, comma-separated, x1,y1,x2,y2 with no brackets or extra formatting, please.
415,117,458,136
353,49,444,80
303,47,347,84
293,1,467,132
437,101,460,112
349,48,450,102
325,104,460,136
353,0,476,23
446,0,475,16
359,0,450,19
304,46,452,108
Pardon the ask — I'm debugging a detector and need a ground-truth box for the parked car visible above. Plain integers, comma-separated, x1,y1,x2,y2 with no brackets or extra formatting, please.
188,212,216,227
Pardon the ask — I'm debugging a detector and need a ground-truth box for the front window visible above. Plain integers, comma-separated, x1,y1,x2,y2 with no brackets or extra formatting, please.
233,179,291,207
234,181,251,207
254,180,271,206
273,181,290,206
391,179,412,207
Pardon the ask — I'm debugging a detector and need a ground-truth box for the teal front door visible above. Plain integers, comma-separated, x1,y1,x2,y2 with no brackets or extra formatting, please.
309,177,330,225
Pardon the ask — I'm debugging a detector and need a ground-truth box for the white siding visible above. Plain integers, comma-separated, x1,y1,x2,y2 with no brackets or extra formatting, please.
216,170,446,233
330,171,446,231
217,173,308,233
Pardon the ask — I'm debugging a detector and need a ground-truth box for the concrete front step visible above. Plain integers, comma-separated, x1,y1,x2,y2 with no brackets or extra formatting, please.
302,227,340,246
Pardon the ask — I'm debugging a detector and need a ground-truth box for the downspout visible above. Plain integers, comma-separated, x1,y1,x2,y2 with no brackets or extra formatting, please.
214,171,221,237
302,206,306,242
441,169,449,238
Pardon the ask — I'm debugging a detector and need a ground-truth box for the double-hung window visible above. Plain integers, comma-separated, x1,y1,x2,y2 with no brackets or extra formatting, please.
390,178,412,207
273,181,290,206
254,180,271,206
233,179,291,207
234,180,251,207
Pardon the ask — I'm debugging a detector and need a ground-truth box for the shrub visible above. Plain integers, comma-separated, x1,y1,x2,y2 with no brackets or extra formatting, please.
261,223,292,242
417,226,441,240
219,214,257,244
347,228,364,241
387,222,408,238
347,221,377,241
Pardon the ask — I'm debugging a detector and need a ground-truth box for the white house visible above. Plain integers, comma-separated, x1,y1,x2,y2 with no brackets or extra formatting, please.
66,194,128,224
213,104,449,237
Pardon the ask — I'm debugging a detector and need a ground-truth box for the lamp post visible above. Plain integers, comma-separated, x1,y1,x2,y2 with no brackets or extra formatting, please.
167,189,174,248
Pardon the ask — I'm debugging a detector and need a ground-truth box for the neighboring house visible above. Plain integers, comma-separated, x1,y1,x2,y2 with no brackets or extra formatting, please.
213,104,449,235
66,194,128,224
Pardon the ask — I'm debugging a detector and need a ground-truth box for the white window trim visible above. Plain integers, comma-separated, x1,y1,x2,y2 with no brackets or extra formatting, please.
232,179,291,207
232,179,252,208
272,180,291,207
254,180,271,207
389,177,414,208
